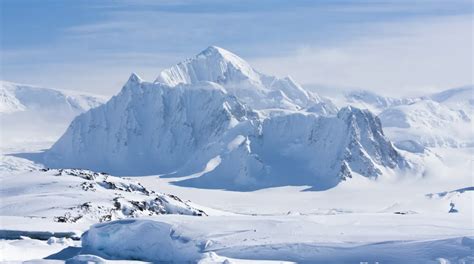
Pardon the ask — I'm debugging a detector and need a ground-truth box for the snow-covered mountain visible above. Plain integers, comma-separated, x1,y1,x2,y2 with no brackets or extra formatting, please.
379,100,472,148
342,86,473,149
44,47,407,190
427,85,474,111
0,81,106,149
156,46,337,114
345,90,418,114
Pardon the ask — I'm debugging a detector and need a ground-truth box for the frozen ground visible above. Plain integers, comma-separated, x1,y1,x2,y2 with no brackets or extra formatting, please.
0,147,472,262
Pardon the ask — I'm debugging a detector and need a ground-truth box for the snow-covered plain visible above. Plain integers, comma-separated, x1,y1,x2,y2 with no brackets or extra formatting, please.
0,47,473,263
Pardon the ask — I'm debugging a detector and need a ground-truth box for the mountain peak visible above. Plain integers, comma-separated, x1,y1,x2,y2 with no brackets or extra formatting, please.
153,46,335,113
198,45,230,57
155,46,260,87
127,72,143,84
197,46,249,68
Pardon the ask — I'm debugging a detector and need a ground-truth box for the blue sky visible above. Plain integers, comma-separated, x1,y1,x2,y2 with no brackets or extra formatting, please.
1,0,472,96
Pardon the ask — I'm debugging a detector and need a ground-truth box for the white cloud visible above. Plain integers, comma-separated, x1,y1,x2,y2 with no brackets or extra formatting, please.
251,15,473,96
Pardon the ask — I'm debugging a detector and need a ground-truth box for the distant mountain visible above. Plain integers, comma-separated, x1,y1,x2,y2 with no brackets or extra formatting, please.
44,47,407,190
0,81,106,149
342,86,473,150
345,90,418,114
0,81,105,115
426,85,474,111
345,86,473,113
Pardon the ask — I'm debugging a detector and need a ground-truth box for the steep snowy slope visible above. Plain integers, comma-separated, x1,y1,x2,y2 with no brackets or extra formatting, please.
45,67,406,190
0,81,106,149
45,74,258,176
179,106,406,190
156,46,337,114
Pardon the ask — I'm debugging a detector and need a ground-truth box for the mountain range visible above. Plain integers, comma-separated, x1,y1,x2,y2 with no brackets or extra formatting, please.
345,86,473,149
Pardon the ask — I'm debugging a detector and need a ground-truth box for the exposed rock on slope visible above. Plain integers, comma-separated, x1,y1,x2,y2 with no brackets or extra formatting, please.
179,106,406,190
0,168,205,224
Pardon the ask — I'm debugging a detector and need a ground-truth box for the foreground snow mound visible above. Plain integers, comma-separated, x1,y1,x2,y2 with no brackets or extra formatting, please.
82,219,202,262
81,217,474,263
156,46,337,114
0,168,205,224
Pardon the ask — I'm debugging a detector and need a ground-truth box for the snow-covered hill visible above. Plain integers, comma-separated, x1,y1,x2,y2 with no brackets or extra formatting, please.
0,168,205,225
0,81,106,150
43,47,407,190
